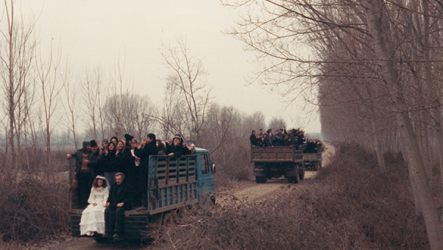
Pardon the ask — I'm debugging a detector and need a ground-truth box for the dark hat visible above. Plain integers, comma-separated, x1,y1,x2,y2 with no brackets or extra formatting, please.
90,140,98,147
102,139,109,143
124,134,134,141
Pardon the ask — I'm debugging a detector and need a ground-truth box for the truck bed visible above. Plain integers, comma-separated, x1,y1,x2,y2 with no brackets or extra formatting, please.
251,145,303,162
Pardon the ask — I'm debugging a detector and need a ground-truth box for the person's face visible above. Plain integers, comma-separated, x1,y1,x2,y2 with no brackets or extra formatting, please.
91,146,98,152
117,142,124,150
97,179,103,187
252,131,256,135
108,143,115,150
259,130,263,134
102,142,108,148
115,175,123,185
86,145,91,152
155,140,159,147
111,139,117,145
146,137,153,144
173,138,180,145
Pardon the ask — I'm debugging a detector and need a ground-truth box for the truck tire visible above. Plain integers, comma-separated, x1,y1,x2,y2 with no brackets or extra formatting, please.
256,176,266,183
299,167,305,180
288,165,300,183
313,162,319,171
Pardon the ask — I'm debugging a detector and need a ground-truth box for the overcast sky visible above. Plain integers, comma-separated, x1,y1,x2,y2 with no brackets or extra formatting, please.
18,0,321,133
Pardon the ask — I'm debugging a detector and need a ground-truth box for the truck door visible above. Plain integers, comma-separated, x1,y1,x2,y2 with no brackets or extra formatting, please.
198,153,215,203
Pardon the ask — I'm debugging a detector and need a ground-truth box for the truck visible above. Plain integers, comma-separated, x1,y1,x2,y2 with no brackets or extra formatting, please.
68,147,216,242
303,151,322,171
251,145,305,183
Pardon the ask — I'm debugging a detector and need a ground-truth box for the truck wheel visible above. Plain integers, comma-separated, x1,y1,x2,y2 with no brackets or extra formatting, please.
256,176,266,183
293,165,300,183
299,167,305,180
313,162,319,171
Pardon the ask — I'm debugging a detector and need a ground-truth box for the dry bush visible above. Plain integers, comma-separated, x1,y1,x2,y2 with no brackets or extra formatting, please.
0,176,70,243
149,142,428,249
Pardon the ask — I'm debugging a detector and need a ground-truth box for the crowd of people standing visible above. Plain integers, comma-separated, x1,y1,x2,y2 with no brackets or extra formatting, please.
66,133,193,238
249,126,323,153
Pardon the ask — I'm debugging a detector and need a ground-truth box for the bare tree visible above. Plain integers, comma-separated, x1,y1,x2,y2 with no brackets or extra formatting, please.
61,65,79,149
35,41,64,169
0,0,37,170
103,93,155,140
161,38,212,144
82,67,103,141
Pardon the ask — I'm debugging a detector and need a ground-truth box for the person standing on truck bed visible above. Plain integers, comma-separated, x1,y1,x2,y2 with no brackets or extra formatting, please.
272,129,285,146
266,129,273,146
250,130,258,146
101,142,119,186
121,134,139,207
134,133,158,209
166,134,192,157
88,140,102,176
66,141,95,209
259,134,271,147
104,172,131,239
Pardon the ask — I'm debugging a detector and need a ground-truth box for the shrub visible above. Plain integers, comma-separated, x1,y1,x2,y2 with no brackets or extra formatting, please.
0,176,70,243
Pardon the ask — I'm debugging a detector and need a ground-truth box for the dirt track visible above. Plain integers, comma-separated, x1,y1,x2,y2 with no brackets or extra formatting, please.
42,143,335,250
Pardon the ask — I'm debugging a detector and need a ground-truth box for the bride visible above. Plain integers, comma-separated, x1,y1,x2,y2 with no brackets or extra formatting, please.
79,175,110,236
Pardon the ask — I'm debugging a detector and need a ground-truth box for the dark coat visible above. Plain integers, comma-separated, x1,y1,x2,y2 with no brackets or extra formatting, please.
166,142,191,157
107,181,132,209
100,149,120,173
71,149,97,178
88,150,101,176
250,134,257,145
134,141,158,168
120,146,136,176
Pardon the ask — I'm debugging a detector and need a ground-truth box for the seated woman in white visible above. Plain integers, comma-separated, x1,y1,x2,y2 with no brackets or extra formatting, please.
80,175,110,236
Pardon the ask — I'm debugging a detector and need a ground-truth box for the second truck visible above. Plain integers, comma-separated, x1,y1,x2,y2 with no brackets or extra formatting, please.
251,145,305,183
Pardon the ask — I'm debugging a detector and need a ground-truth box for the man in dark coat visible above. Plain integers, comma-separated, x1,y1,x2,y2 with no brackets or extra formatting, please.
250,130,257,146
134,133,158,209
104,172,132,239
66,141,93,209
121,134,137,206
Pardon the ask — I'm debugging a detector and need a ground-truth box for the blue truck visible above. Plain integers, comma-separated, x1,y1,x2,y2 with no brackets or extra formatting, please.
68,147,216,241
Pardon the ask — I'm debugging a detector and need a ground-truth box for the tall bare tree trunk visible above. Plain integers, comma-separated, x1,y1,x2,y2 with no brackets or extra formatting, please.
365,1,443,248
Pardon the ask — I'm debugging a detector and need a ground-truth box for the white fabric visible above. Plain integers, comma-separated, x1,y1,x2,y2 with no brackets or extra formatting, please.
80,186,109,235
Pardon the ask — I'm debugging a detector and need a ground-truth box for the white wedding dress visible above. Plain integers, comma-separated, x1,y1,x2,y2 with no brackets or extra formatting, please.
79,186,109,235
